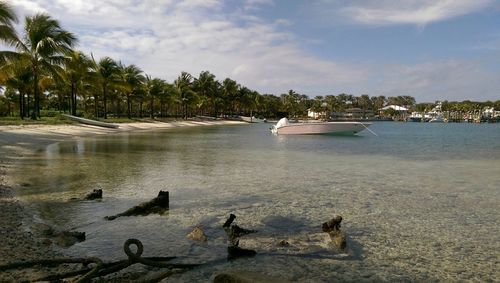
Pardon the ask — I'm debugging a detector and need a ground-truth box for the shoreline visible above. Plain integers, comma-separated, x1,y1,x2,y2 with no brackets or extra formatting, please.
0,119,246,281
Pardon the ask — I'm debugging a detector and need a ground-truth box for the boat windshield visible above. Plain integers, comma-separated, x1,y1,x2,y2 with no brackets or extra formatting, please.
276,118,289,128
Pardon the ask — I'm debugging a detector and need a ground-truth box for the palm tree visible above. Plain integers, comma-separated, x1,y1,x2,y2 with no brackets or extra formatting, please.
91,56,118,119
193,71,218,117
64,51,90,116
144,75,164,119
174,72,194,119
118,63,144,119
159,82,174,117
0,61,32,118
1,14,76,119
281,89,301,117
221,78,239,116
0,1,18,46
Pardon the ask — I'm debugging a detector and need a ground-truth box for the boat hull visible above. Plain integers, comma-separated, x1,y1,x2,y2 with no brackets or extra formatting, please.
272,122,370,135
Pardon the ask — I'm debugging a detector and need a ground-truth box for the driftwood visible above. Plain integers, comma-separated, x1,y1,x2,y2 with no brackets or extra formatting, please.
105,191,169,220
322,214,342,232
322,214,346,250
84,189,102,200
223,214,257,260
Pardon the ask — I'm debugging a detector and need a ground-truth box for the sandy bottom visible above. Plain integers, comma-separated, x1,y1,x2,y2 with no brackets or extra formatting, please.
0,119,246,281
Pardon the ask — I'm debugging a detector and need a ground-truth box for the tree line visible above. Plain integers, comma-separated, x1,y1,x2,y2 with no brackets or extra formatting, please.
1,2,498,120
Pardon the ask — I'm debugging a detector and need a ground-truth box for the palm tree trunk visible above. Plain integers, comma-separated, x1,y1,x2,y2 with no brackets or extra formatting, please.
71,82,76,115
31,73,39,120
26,92,30,119
19,92,24,119
94,94,98,117
127,93,131,119
103,84,107,119
150,96,154,119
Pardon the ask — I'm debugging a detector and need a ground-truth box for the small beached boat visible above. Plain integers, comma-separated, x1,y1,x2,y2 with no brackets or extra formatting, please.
62,114,119,128
239,116,265,123
271,118,371,135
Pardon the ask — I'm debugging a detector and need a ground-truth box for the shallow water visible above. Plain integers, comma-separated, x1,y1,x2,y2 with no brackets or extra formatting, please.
12,122,500,282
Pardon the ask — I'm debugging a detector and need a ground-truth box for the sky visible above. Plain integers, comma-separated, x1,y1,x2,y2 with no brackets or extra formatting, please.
6,0,500,102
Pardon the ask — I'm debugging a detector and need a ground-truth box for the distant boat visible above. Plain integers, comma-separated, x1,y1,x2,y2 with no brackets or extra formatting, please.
429,115,445,123
407,112,423,122
271,118,371,135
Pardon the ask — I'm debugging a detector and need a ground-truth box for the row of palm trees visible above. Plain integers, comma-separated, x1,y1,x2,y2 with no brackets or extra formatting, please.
1,3,497,120
0,4,265,120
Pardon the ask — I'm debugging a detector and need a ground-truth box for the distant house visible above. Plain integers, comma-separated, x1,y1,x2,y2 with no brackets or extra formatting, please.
307,108,326,119
344,108,374,119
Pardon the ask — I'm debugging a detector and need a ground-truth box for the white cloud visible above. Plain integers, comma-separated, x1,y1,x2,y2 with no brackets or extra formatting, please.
372,60,500,102
7,1,500,102
340,0,494,26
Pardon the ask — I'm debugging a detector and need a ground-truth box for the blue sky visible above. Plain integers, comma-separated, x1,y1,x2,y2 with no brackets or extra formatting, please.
8,0,500,102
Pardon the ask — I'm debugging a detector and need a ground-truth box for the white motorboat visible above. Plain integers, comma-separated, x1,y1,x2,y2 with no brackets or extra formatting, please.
271,118,371,135
429,115,445,123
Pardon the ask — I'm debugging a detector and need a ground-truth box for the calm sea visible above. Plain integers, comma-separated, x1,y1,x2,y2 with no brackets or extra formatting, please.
13,122,500,282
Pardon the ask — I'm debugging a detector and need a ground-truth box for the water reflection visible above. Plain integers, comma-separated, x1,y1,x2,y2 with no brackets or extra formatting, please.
10,122,500,281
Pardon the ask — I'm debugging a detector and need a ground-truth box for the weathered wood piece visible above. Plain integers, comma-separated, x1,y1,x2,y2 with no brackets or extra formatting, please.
105,191,169,220
322,214,342,232
223,214,257,260
322,214,347,250
84,189,102,200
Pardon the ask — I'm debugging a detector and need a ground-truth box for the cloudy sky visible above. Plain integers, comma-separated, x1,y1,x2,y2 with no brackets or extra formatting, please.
7,0,500,102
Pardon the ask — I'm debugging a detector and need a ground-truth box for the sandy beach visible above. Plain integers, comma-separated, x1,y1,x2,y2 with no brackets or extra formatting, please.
0,119,246,281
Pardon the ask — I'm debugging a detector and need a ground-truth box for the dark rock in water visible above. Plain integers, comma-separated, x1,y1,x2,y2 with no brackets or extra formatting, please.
33,223,56,237
32,223,85,247
105,191,169,220
227,246,256,260
54,231,86,247
85,189,102,200
214,271,291,283
277,240,290,247
328,230,347,250
322,214,342,232
187,226,208,242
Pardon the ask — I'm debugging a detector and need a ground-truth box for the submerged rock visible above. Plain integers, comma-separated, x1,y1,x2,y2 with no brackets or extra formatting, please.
187,227,208,242
227,246,257,260
277,240,290,247
32,223,85,247
105,191,169,220
55,231,86,247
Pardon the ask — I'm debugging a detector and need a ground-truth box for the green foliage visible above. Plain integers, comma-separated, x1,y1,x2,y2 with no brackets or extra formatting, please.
40,109,59,117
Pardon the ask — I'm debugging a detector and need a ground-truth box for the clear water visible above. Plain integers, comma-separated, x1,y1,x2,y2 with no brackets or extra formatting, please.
12,122,500,282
